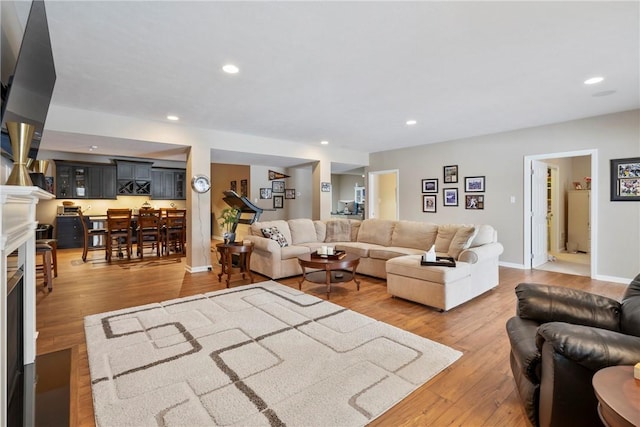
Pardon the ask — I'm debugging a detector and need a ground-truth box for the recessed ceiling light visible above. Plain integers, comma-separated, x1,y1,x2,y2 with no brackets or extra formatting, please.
406,120,417,125
584,76,604,85
320,140,329,145
166,115,179,121
222,64,239,74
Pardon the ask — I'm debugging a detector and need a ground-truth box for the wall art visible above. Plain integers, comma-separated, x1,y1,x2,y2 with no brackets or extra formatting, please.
610,157,640,201
422,195,437,212
443,188,458,206
443,165,458,183
422,178,438,193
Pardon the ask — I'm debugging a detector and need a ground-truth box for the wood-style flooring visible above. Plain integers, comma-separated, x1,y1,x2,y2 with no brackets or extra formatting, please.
35,246,629,427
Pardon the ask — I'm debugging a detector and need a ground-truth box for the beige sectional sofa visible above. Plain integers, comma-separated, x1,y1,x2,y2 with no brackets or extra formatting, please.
243,218,504,310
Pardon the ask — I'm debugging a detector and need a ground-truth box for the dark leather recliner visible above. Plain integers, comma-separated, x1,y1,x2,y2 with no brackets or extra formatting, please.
506,273,640,427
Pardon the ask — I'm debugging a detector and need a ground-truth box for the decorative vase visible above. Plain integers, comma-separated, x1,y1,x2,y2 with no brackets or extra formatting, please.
5,122,35,186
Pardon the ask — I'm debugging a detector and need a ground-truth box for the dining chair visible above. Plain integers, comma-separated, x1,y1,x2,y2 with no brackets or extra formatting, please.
162,209,186,256
136,209,162,258
79,210,107,262
106,208,133,261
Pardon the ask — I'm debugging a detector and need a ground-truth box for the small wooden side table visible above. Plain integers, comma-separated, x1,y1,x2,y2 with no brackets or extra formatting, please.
216,242,254,288
592,365,640,427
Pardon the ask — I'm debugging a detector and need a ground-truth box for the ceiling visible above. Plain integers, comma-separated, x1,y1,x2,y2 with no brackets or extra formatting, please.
10,1,640,169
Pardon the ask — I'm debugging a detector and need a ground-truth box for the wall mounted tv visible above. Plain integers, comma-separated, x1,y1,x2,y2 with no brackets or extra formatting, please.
0,0,56,161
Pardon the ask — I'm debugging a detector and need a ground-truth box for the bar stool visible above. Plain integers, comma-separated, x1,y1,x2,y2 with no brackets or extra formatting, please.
35,237,57,277
136,209,162,258
106,209,133,261
79,210,107,262
36,242,53,291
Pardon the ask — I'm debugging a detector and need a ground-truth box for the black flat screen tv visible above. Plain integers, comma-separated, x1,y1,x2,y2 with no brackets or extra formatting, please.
1,0,56,161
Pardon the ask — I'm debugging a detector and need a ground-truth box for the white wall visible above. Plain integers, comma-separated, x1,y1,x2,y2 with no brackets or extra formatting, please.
369,110,640,281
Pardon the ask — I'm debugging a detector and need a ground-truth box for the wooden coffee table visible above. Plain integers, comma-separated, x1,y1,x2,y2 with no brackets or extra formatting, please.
297,252,360,299
592,365,640,427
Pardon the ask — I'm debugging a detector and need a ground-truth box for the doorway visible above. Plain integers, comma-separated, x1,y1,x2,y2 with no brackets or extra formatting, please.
523,150,597,277
368,169,399,220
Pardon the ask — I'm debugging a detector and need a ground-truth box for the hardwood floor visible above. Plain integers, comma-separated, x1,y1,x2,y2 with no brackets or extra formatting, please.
35,246,629,426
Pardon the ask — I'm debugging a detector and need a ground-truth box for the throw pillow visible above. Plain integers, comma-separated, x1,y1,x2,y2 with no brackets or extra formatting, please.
325,220,351,242
261,226,289,247
448,226,477,259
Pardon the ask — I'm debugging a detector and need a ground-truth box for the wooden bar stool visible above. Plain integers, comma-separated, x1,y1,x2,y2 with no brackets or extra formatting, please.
36,242,54,291
35,238,57,277
136,209,162,258
106,209,133,261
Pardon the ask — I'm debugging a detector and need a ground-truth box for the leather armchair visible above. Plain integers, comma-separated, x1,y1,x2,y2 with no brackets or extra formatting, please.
506,273,640,427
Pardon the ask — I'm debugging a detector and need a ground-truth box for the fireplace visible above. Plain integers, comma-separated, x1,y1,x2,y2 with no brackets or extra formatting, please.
1,186,54,425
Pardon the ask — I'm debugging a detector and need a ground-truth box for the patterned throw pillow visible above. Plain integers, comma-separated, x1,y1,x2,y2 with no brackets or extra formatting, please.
261,226,289,247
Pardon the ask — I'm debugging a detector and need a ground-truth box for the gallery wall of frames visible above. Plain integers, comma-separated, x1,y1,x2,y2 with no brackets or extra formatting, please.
421,164,486,213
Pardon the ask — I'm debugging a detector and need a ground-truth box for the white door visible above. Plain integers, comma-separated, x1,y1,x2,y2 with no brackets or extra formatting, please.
531,160,548,267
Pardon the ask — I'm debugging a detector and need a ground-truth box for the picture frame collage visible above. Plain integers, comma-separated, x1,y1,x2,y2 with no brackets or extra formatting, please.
259,174,297,209
421,165,486,212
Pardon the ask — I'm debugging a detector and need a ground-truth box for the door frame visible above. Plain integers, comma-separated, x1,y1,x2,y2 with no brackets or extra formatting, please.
523,149,597,277
367,169,399,220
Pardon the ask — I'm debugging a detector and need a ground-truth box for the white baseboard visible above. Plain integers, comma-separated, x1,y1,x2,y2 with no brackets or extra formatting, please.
593,274,632,284
499,261,526,269
186,265,212,274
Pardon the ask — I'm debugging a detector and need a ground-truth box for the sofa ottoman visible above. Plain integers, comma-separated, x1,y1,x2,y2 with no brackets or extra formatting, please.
387,254,479,311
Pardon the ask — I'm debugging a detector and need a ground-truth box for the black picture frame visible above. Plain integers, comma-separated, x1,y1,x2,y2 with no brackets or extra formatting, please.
422,195,437,212
421,178,438,193
610,157,640,201
465,176,485,192
230,180,237,192
465,194,484,210
273,195,284,209
240,179,248,197
259,188,272,199
443,165,458,183
443,188,458,206
272,180,285,193
285,189,296,199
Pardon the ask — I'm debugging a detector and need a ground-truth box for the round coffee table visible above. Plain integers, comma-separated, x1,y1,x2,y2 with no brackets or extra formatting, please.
592,365,640,427
297,252,360,299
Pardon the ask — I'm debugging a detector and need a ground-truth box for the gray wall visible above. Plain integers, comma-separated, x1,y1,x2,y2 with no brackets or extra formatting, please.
369,110,640,281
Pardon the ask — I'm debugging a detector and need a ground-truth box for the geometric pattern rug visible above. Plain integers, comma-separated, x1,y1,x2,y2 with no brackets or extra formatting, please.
84,281,462,426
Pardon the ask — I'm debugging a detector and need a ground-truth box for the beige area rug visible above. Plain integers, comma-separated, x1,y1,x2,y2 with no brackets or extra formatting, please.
84,281,461,426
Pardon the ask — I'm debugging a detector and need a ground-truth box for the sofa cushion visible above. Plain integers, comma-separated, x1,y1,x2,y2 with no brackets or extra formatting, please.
357,219,395,246
251,220,292,242
369,246,424,261
434,224,460,252
261,226,289,247
325,220,351,242
448,226,477,259
391,221,438,250
314,221,327,242
288,219,318,245
334,242,375,258
470,224,495,247
280,245,311,260
386,254,470,283
350,220,362,241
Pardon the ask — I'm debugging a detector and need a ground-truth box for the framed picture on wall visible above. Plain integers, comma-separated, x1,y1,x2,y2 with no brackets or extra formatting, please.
610,157,640,201
443,188,458,206
422,195,437,213
230,180,237,192
321,182,331,192
285,189,296,199
273,195,284,209
260,188,272,199
272,181,285,193
443,165,458,183
465,194,484,210
422,178,438,193
465,176,485,192
240,179,248,196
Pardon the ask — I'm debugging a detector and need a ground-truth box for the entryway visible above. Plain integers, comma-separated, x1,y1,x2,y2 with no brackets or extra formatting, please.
524,150,597,277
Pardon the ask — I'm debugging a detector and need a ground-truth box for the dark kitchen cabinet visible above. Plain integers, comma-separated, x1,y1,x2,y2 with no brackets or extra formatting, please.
151,168,186,200
55,161,117,199
116,160,152,195
56,215,83,248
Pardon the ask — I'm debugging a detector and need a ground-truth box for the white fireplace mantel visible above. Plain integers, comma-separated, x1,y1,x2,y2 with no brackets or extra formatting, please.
1,185,54,427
